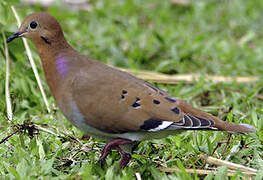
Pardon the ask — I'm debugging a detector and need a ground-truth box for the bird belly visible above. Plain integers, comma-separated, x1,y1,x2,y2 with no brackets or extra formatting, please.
66,101,117,141
116,130,181,141
60,101,181,142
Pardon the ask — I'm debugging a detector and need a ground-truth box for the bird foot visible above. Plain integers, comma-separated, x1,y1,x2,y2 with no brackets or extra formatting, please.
99,138,132,168
116,146,132,168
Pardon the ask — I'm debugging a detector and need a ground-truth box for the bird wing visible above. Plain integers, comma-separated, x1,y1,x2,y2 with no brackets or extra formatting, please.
71,61,217,134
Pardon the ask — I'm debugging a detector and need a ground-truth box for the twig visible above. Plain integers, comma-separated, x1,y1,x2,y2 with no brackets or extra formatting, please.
200,155,258,173
221,134,232,157
118,68,259,84
34,124,61,137
10,6,51,113
57,112,69,134
0,129,20,144
43,124,82,145
2,31,13,122
69,142,94,160
159,167,257,176
80,142,94,153
135,172,142,180
0,122,83,148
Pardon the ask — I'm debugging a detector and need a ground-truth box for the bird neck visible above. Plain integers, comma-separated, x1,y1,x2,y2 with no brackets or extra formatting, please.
33,37,77,99
33,36,71,58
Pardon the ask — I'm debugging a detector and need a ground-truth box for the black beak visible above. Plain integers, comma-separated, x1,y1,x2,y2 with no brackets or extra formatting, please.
7,31,26,43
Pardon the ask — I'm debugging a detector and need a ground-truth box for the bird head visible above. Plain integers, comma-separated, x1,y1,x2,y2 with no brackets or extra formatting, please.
7,12,64,46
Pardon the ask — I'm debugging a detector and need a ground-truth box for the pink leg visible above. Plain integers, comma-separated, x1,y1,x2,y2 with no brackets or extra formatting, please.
116,146,132,168
100,138,132,168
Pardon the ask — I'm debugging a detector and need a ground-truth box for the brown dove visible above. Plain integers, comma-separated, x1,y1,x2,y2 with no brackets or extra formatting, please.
7,12,256,168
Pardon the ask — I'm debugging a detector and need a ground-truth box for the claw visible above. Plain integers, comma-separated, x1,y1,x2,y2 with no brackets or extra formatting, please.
98,138,132,168
119,153,131,169
99,145,111,168
116,146,132,168
100,158,105,169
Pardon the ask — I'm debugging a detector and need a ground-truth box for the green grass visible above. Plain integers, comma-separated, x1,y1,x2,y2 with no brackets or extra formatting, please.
0,0,263,179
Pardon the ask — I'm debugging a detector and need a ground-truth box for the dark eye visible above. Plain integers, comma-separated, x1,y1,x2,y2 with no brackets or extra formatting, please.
30,21,38,29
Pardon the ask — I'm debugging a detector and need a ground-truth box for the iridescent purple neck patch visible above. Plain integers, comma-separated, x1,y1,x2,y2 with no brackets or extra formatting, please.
56,57,69,77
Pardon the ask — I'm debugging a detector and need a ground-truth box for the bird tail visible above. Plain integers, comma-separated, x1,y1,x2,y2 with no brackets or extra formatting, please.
177,100,256,133
211,117,256,133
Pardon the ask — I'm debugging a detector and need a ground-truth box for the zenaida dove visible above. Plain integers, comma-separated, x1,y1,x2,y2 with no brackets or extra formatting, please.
7,12,256,168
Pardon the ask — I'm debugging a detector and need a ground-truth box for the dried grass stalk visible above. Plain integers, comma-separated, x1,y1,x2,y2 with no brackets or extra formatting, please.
119,68,258,84
2,31,13,122
200,155,258,173
159,167,257,177
10,6,51,113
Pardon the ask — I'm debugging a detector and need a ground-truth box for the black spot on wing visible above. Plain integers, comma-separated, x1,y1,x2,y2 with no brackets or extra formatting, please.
132,102,140,108
171,107,180,114
122,90,127,94
132,97,141,108
153,99,160,104
165,97,176,103
121,90,127,100
140,118,163,130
